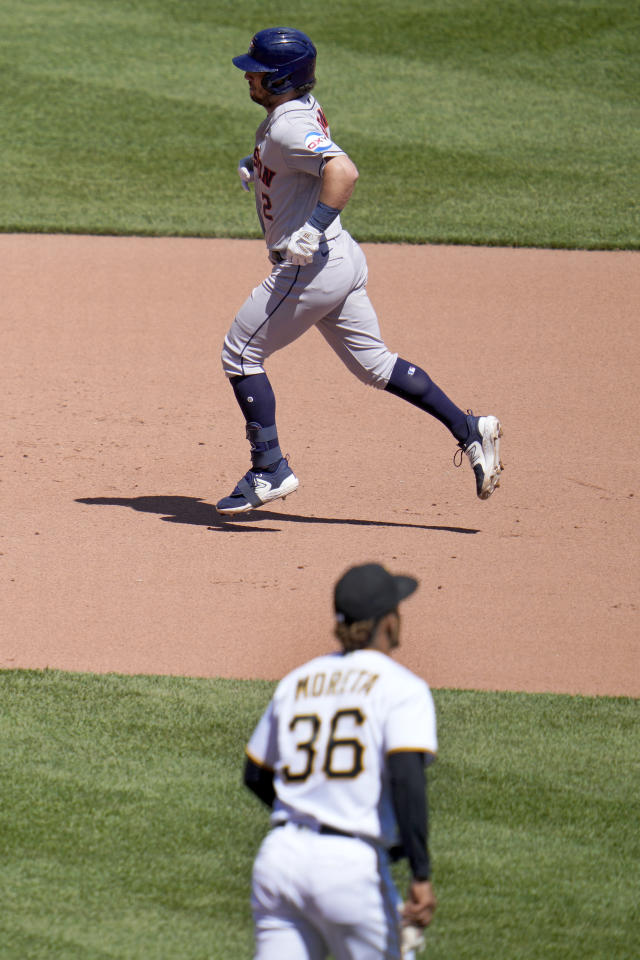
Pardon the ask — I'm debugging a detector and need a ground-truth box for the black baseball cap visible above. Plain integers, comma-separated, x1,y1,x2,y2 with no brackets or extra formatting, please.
334,563,418,624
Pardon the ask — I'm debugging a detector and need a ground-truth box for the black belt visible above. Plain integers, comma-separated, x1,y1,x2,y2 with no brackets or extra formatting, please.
274,821,355,839
319,824,355,838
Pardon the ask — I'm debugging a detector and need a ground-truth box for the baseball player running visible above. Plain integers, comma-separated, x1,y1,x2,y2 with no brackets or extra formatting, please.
244,562,437,959
217,27,503,515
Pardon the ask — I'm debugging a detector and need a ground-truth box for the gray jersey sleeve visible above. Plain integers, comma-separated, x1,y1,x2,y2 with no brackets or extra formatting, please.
252,95,346,251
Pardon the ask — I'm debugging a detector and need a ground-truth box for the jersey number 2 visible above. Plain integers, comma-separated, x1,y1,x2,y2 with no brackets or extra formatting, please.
283,708,365,782
261,194,273,221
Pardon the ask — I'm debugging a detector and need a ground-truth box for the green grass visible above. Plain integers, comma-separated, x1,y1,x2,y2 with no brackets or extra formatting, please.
0,0,638,247
1,671,637,959
0,671,271,959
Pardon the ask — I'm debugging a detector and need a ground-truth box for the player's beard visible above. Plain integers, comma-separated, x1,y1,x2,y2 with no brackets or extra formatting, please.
248,78,289,113
248,81,277,110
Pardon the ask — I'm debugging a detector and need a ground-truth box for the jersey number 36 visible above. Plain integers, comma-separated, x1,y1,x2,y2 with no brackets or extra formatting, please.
283,708,365,782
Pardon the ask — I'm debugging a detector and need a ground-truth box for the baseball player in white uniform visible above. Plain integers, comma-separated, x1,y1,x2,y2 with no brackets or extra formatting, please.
217,27,503,514
244,562,438,959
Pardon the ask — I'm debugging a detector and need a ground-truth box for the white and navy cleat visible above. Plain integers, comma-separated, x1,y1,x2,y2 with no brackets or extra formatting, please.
216,457,299,514
456,413,504,500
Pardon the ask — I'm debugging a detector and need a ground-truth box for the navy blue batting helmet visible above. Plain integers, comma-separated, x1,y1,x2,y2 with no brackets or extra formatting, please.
232,27,316,94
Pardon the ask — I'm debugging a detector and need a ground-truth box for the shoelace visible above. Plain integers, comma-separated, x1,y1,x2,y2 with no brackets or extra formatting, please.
453,409,476,467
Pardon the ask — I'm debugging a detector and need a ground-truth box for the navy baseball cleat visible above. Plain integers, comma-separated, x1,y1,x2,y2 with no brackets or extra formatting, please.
456,413,504,499
216,457,299,514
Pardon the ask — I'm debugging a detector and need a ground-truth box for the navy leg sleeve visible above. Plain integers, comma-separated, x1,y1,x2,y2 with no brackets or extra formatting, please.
231,373,281,469
385,357,469,442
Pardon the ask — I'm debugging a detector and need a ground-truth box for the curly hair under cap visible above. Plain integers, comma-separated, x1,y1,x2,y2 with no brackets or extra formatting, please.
334,617,377,653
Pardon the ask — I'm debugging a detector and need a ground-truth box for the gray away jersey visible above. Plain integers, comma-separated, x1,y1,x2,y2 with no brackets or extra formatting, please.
250,94,346,252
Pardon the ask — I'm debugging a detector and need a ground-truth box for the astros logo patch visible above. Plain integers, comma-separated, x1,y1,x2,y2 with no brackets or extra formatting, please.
304,131,334,153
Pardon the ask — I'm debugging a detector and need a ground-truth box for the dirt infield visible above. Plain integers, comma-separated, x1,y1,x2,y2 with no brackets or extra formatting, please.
2,234,638,697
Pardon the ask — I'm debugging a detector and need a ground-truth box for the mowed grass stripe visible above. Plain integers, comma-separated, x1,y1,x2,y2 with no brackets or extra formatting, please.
0,0,637,246
1,671,637,959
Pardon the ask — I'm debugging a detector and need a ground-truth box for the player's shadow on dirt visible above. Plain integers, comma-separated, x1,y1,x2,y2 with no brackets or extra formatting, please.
76,495,479,535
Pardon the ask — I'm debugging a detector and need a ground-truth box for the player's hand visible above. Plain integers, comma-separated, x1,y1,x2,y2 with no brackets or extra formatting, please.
285,224,323,265
238,155,254,192
402,879,437,928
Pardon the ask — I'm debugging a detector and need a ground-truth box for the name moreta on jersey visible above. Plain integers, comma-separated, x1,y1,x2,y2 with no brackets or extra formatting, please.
295,667,380,699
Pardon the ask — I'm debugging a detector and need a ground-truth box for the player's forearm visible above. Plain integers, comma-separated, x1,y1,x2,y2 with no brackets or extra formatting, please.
289,154,359,259
318,154,359,210
300,155,358,240
388,751,431,881
243,756,276,808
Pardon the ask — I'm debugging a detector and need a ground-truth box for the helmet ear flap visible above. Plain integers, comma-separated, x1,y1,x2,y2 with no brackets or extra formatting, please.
261,68,314,96
261,72,289,93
